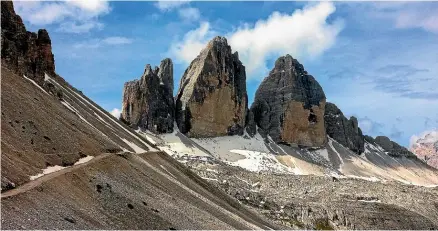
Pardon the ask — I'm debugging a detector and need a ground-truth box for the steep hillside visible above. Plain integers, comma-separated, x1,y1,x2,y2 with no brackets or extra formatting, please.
3,0,438,229
1,2,280,229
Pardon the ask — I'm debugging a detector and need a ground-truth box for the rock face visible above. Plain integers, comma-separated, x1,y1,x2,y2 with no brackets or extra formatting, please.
324,102,364,154
1,1,55,85
368,136,416,158
410,130,438,169
175,36,247,138
250,55,326,147
121,58,174,134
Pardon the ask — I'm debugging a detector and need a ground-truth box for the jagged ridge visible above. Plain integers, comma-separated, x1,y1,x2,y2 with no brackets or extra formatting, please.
121,58,174,134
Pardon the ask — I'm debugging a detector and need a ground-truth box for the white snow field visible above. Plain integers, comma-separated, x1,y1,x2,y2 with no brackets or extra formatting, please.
151,127,438,186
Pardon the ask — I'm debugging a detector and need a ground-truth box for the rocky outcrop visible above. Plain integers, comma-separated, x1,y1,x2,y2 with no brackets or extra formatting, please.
250,55,326,147
367,136,416,158
121,58,174,134
1,1,55,85
175,36,247,138
411,130,438,169
324,102,364,154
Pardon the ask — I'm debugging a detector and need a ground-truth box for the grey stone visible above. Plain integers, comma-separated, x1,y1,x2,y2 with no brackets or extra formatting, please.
1,1,55,85
121,59,174,134
324,102,364,154
375,136,393,151
175,36,247,138
250,55,326,147
374,136,416,158
245,109,257,137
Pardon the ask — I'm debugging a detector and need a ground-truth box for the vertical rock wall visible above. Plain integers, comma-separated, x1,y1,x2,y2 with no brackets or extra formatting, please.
175,36,248,138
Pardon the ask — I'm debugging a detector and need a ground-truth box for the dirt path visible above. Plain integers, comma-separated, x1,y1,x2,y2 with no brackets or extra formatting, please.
1,153,112,199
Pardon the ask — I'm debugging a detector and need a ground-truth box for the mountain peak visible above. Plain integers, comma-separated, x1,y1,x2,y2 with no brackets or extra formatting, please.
411,129,438,169
175,35,247,137
121,58,175,133
1,1,55,85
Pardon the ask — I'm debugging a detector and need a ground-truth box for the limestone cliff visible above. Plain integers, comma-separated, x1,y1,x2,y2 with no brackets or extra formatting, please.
175,36,247,138
1,1,55,85
250,55,326,147
324,102,364,154
121,58,174,134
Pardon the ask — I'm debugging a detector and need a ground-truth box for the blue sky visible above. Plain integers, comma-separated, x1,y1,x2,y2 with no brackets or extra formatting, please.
15,1,438,147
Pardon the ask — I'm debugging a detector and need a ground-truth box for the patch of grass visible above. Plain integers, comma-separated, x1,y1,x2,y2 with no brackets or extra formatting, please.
315,219,333,230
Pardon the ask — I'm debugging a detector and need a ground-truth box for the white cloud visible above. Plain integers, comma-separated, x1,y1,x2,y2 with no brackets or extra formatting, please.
169,22,215,64
359,118,373,134
169,2,344,80
65,0,110,13
110,108,121,118
155,0,190,11
368,2,438,33
178,7,200,21
58,21,104,33
102,37,133,45
74,37,133,49
14,0,110,33
393,10,438,33
358,116,384,135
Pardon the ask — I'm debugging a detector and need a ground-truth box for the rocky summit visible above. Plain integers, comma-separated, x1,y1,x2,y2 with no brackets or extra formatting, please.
1,4,277,229
121,58,174,134
324,102,364,154
3,1,438,230
175,36,247,138
250,55,326,147
1,1,55,85
366,135,416,158
411,130,438,169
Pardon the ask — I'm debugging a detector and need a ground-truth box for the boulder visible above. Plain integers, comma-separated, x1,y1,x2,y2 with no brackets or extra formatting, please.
175,36,247,138
250,55,326,147
324,102,364,154
121,58,174,134
1,1,55,85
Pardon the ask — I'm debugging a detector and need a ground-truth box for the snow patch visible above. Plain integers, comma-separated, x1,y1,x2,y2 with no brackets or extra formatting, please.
192,132,270,160
120,138,147,154
60,101,78,114
44,73,50,81
315,148,330,162
328,138,344,169
30,165,66,180
94,112,116,131
74,156,94,165
23,75,49,95
158,130,210,157
136,129,158,145
201,177,219,182
226,149,291,173
357,199,381,203
160,164,176,178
